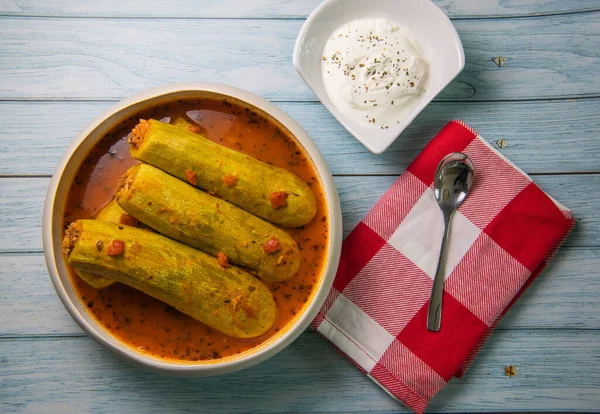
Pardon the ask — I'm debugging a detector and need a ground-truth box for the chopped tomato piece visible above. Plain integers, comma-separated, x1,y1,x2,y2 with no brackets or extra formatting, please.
217,252,230,268
263,237,280,254
185,169,197,186
108,239,125,256
269,191,288,209
187,125,201,134
221,173,238,187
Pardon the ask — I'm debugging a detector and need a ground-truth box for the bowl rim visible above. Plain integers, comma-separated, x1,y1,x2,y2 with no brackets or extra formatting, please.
42,82,343,376
292,0,465,154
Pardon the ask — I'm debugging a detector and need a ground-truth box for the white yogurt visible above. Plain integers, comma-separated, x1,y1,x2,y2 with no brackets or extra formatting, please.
321,18,429,129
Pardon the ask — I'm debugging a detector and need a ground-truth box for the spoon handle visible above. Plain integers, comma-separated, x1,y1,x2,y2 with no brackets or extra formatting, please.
427,213,452,332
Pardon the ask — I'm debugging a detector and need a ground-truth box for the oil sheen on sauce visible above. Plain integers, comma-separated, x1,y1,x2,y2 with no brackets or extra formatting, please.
64,99,329,362
321,18,429,129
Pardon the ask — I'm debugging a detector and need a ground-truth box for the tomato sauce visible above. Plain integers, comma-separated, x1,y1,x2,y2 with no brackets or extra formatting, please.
64,98,329,362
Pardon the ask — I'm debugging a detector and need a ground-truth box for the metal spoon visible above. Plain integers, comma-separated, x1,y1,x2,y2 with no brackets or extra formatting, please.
427,152,474,332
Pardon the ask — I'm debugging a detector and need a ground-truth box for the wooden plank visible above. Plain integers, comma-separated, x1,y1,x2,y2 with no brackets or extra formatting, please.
0,101,110,176
0,177,48,252
498,247,600,330
0,13,599,101
0,254,79,336
434,1,600,18
1,246,598,337
0,174,595,252
2,99,600,176
0,0,597,18
0,330,598,412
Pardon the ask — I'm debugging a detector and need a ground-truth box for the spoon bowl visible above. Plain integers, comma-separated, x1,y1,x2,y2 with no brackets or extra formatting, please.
434,153,474,212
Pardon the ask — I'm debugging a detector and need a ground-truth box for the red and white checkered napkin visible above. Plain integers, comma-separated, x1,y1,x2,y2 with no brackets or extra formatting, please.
312,120,575,413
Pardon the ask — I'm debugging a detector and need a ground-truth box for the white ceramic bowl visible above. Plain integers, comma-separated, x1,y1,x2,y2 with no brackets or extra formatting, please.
43,83,342,376
293,0,465,154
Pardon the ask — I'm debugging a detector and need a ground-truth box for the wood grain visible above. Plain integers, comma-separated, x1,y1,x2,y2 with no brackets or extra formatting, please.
0,175,593,252
0,13,599,101
0,254,76,336
1,246,598,337
0,0,597,18
0,177,48,252
0,330,598,412
2,99,600,176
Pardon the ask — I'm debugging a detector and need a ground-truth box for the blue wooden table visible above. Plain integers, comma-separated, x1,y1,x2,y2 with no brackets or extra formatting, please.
1,1,599,412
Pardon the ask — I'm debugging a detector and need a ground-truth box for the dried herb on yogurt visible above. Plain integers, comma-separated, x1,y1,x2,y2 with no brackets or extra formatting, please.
321,18,429,129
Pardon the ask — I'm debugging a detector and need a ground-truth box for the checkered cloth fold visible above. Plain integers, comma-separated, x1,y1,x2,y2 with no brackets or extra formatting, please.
312,120,574,413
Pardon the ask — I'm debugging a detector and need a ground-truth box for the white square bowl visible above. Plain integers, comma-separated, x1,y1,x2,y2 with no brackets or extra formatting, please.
293,0,465,154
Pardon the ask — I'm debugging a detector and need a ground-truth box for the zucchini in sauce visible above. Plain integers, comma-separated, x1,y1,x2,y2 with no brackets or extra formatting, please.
116,163,300,282
128,119,317,227
63,220,277,339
